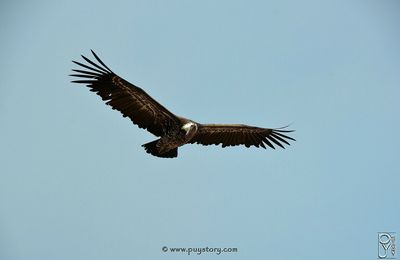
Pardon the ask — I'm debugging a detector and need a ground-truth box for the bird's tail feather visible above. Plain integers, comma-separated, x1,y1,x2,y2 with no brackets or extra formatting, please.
142,140,178,158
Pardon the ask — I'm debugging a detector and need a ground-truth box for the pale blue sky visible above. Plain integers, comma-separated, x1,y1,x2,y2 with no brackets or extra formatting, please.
1,0,399,259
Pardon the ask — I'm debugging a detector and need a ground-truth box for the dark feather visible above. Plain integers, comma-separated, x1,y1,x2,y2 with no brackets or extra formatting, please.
71,51,181,137
72,61,105,74
190,124,295,149
69,74,97,79
91,49,113,72
81,55,110,73
72,69,102,77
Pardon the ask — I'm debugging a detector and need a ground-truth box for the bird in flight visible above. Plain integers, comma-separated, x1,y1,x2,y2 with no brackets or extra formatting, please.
70,50,295,158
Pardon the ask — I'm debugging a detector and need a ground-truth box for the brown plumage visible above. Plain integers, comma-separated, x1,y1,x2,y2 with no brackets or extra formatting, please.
71,50,295,158
189,124,293,149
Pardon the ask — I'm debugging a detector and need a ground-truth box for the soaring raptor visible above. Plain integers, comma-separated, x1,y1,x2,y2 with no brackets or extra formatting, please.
71,51,295,158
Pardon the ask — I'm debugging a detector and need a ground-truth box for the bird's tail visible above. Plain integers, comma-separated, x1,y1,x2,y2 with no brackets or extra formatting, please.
142,140,178,158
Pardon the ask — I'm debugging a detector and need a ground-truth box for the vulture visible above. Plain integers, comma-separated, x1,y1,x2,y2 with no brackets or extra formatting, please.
70,50,295,158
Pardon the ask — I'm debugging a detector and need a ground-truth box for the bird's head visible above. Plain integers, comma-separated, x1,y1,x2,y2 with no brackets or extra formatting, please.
181,122,197,136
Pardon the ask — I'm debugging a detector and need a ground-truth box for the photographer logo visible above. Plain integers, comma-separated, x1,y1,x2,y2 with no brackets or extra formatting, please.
378,232,396,259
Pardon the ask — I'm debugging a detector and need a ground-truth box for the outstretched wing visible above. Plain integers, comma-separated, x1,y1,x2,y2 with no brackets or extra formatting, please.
70,50,181,137
189,124,295,149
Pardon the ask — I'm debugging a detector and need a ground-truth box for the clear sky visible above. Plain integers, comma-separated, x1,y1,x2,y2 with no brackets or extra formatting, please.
0,0,399,259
